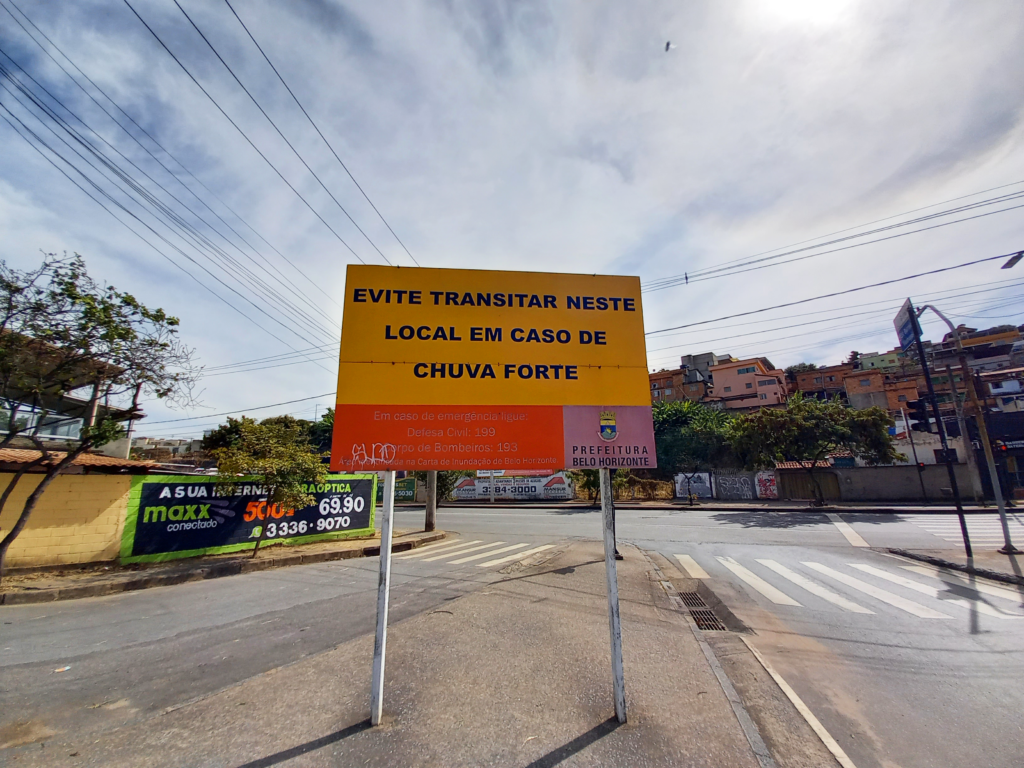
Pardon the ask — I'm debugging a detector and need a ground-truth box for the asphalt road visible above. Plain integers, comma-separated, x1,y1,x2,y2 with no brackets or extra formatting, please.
2,505,1023,768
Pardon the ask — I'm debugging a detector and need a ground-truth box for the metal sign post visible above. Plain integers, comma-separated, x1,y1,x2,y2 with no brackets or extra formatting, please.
901,300,972,557
370,470,396,726
600,467,627,723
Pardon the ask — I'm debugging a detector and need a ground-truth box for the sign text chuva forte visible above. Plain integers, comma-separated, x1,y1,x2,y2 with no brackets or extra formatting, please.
331,266,656,471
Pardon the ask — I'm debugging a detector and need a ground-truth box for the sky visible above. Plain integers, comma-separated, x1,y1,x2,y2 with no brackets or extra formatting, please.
1,0,1023,439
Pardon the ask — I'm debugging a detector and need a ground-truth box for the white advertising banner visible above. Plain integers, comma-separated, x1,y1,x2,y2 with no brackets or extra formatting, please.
674,473,713,499
454,472,575,500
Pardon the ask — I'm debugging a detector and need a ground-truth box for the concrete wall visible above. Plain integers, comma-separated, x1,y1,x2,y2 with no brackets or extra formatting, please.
821,465,973,501
0,473,129,567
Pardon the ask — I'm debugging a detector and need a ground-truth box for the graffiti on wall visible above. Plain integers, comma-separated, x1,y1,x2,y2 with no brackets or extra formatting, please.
714,474,754,500
674,473,713,499
755,471,777,499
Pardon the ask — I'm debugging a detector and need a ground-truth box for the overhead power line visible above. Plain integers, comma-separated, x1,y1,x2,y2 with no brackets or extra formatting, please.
645,250,1024,336
220,0,420,267
170,0,392,266
0,61,337,353
144,392,335,424
643,180,1024,291
0,103,332,373
0,51,338,345
120,0,369,265
643,193,1024,293
1,0,341,312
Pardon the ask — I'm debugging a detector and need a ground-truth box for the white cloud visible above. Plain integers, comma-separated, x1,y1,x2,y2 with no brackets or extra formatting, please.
1,0,1023,434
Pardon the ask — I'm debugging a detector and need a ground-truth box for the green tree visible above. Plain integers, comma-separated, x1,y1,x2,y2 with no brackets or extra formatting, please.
212,418,328,557
0,254,197,579
729,393,903,505
784,362,818,382
652,400,734,502
200,416,256,452
308,407,334,453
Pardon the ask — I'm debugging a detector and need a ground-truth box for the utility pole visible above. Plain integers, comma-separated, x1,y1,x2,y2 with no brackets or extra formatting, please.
901,407,928,501
918,304,1019,554
908,302,972,557
945,364,983,502
424,470,437,532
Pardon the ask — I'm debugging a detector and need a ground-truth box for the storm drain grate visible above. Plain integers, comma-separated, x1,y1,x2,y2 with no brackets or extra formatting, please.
677,591,707,609
689,608,728,632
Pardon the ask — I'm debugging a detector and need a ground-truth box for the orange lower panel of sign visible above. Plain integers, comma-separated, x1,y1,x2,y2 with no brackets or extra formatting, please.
331,404,565,472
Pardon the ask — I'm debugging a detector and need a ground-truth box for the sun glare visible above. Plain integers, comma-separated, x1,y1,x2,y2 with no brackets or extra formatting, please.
754,0,853,26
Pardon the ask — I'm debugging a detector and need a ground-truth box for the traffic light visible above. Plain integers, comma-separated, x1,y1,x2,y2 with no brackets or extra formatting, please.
907,399,931,432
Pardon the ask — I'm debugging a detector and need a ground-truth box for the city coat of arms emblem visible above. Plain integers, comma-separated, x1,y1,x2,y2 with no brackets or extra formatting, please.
599,411,618,442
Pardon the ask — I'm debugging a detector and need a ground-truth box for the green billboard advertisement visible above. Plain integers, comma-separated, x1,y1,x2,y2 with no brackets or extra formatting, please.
121,473,377,564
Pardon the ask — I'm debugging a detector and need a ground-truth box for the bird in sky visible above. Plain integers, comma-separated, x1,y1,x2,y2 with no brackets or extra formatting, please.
665,41,674,52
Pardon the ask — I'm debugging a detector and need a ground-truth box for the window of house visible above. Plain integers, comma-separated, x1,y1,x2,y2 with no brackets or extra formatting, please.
665,389,673,395
689,384,697,391
724,386,732,392
746,382,753,389
758,379,773,387
651,382,658,390
737,366,757,374
814,377,823,384
827,376,835,382
898,395,908,402
860,379,870,386
759,393,767,400
653,391,660,398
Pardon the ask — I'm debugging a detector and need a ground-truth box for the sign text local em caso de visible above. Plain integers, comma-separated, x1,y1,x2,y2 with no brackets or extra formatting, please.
330,266,657,472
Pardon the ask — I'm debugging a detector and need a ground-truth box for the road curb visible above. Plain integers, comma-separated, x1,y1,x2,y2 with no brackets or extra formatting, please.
887,548,1024,587
0,531,446,606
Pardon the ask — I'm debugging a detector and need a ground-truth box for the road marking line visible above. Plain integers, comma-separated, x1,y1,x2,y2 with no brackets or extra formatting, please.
802,562,951,619
901,565,1024,605
741,637,859,768
477,544,555,567
448,543,529,564
395,540,480,560
849,564,1023,619
421,541,504,562
716,557,802,606
674,554,709,579
757,560,873,614
826,513,870,547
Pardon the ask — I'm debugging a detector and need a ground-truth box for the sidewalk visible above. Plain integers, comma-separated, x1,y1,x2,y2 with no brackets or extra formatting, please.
5,542,784,768
0,529,445,605
435,499,1003,513
889,547,1024,587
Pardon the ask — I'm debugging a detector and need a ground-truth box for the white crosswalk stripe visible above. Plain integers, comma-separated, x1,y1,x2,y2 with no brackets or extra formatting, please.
849,563,1023,619
678,552,1020,622
903,514,1024,546
478,544,555,568
900,564,1024,606
803,562,952,619
674,554,709,579
395,539,557,569
757,559,874,613
421,541,505,562
716,557,802,606
449,543,530,564
395,540,482,560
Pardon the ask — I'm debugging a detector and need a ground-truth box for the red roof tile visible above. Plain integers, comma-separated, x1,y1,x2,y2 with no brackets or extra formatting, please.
0,447,153,469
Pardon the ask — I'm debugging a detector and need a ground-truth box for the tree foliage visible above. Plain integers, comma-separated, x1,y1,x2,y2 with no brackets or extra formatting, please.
652,400,734,477
212,418,328,556
0,254,197,578
729,393,903,503
784,362,818,381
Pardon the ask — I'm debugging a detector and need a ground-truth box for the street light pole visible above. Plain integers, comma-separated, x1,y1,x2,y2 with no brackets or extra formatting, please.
909,303,972,557
918,304,1020,554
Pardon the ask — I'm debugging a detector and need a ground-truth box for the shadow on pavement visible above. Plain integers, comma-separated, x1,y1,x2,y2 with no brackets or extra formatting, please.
521,717,621,768
710,510,899,529
234,719,371,768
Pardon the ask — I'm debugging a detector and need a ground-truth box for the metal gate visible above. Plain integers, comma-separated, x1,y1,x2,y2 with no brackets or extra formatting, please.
777,470,841,501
